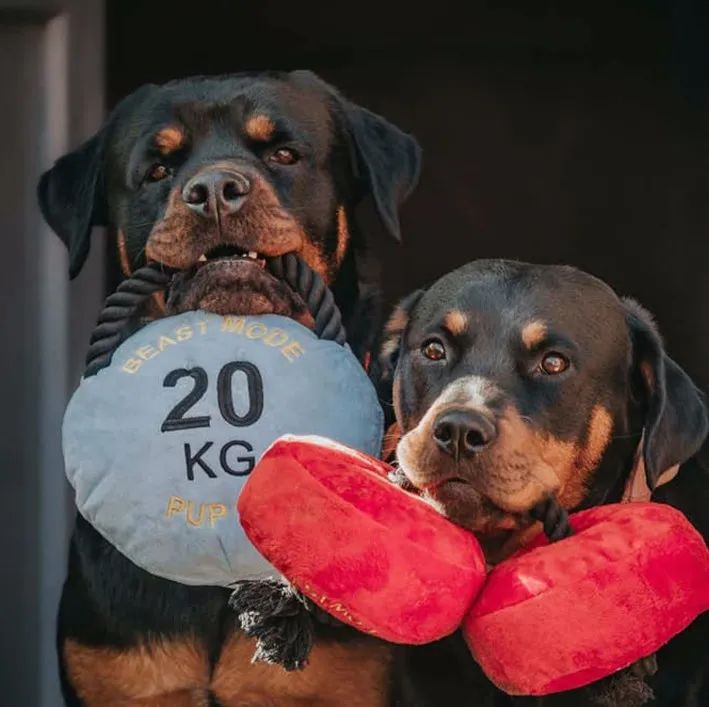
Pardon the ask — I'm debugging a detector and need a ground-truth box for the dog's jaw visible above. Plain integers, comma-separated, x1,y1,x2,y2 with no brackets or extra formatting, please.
165,257,314,327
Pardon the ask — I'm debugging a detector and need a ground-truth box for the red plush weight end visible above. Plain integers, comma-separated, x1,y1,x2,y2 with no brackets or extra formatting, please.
238,435,486,644
464,503,709,696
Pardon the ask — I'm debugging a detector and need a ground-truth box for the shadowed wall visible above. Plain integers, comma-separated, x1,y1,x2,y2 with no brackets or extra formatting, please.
107,0,709,389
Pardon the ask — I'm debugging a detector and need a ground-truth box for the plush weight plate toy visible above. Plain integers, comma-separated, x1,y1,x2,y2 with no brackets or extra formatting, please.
63,304,383,586
238,435,487,644
463,502,709,696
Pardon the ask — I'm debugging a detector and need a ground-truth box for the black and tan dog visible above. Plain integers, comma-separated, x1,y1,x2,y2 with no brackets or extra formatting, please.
39,70,420,706
379,259,709,707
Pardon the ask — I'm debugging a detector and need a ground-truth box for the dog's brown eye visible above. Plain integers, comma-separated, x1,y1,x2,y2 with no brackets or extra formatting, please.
540,352,569,375
146,164,171,182
422,339,446,361
269,147,299,165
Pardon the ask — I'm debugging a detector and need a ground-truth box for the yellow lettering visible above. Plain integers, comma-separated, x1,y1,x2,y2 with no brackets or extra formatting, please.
208,503,228,526
122,358,142,374
165,496,186,518
281,340,305,362
136,345,158,361
157,335,176,351
175,325,193,341
263,329,289,347
186,501,206,527
221,317,246,334
245,322,268,339
196,320,208,334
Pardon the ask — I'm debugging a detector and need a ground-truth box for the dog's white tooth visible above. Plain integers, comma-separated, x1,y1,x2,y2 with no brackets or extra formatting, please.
247,251,258,260
197,254,207,262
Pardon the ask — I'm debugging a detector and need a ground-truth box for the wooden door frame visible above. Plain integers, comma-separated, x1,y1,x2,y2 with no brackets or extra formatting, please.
0,1,104,704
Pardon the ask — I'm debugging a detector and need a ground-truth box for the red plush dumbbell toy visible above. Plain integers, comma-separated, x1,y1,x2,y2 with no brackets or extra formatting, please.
238,436,709,693
463,502,709,696
237,434,487,644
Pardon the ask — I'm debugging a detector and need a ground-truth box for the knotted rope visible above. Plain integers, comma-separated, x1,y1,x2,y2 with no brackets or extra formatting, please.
84,253,346,378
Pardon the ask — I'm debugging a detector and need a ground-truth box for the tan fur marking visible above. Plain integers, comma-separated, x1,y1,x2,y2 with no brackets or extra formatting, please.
245,114,276,142
558,405,613,507
299,237,334,284
64,638,209,706
392,374,403,425
487,409,613,562
154,126,185,155
382,421,402,463
144,165,333,325
212,632,392,706
521,320,547,349
488,408,567,510
147,173,304,268
335,206,349,267
398,401,612,532
118,228,167,319
380,337,400,365
443,310,468,336
384,306,409,338
379,304,411,385
117,229,132,276
146,291,167,319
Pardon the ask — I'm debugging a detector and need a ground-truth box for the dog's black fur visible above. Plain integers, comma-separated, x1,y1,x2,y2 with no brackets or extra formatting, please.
40,70,420,706
379,260,709,707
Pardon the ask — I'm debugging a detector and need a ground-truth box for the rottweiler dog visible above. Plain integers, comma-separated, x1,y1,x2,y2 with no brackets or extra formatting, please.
39,70,420,707
379,260,709,707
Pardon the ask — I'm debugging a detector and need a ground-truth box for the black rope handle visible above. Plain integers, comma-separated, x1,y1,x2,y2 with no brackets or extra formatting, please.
84,264,174,377
529,495,573,542
266,253,346,345
83,253,347,378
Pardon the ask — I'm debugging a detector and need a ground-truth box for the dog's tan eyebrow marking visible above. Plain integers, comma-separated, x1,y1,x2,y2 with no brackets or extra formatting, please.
154,126,185,155
521,320,547,349
442,310,468,336
245,114,276,142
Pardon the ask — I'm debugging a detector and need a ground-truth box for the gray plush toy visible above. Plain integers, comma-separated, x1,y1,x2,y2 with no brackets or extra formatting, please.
63,259,383,588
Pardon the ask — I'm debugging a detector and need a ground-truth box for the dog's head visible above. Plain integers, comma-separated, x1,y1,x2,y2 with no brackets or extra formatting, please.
39,71,420,338
381,260,707,542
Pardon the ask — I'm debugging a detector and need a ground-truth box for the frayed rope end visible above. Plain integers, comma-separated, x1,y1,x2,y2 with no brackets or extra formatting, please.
229,579,314,672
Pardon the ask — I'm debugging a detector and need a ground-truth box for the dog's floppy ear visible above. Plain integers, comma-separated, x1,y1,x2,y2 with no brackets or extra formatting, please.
379,289,426,379
38,83,156,278
38,130,107,278
373,289,425,430
624,298,708,489
289,70,421,242
341,102,421,242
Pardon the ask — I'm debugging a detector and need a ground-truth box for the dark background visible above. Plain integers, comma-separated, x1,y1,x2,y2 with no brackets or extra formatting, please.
107,0,709,388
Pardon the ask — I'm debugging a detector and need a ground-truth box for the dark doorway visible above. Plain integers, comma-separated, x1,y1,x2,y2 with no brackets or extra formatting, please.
107,0,709,388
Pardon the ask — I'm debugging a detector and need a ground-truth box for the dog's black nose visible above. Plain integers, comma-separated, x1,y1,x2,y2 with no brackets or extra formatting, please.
433,408,497,460
182,170,251,217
